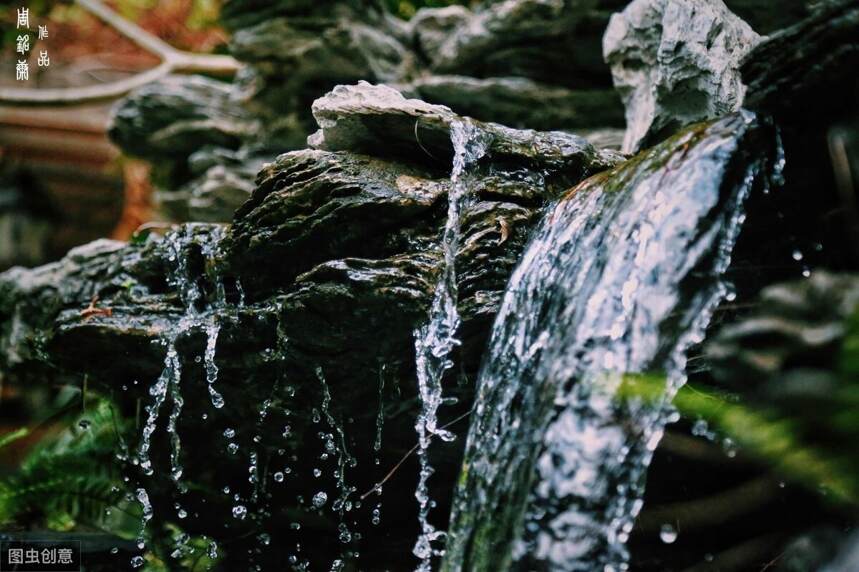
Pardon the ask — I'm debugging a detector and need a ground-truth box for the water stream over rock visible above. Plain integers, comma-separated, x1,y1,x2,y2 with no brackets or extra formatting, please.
413,120,489,569
443,111,779,571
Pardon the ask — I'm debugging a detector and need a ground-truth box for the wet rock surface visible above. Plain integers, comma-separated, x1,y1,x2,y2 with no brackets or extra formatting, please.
1,82,622,569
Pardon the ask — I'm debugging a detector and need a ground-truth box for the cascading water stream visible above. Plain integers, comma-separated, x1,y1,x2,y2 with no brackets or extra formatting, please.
443,112,780,571
412,120,488,569
133,225,229,565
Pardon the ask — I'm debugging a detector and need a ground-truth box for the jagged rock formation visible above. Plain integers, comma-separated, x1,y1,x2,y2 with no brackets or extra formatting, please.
108,0,626,223
604,0,760,153
1,89,621,570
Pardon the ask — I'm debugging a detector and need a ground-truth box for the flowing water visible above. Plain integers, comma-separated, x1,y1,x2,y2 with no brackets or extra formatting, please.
443,112,778,571
412,120,489,569
133,225,229,562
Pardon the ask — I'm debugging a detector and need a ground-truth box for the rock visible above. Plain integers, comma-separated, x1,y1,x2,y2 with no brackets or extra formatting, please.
220,0,379,32
410,5,473,62
431,0,617,89
227,149,448,294
159,148,265,223
406,75,625,131
708,272,859,390
109,76,257,164
604,0,760,153
724,0,812,34
0,168,54,271
741,0,859,123
230,16,409,87
307,82,623,177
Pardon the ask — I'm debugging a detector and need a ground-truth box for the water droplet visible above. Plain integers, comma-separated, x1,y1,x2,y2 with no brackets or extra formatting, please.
659,523,678,544
312,491,328,508
110,547,119,555
274,472,284,483
232,505,248,520
131,555,145,568
227,442,239,454
338,523,352,544
224,428,235,439
792,249,803,261
723,437,738,458
78,419,92,430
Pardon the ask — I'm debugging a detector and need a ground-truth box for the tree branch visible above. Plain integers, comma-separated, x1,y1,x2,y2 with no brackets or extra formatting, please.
0,0,241,105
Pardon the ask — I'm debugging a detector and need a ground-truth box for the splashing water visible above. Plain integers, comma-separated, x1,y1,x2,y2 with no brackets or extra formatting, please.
444,113,778,571
413,120,489,569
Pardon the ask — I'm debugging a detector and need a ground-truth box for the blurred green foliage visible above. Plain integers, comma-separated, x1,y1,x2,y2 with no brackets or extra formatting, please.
0,396,139,534
0,393,219,570
619,306,859,507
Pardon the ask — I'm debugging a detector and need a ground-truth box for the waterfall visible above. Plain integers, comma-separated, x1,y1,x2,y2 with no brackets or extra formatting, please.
413,120,489,569
444,112,778,571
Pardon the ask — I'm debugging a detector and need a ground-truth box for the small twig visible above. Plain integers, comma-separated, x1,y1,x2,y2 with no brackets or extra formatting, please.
828,130,859,264
360,409,471,500
497,217,511,244
81,295,113,321
0,0,241,104
414,118,439,161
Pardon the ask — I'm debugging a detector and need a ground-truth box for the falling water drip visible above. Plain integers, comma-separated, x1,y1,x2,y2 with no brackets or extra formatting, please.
443,113,777,571
413,120,489,569
138,339,179,476
166,348,185,488
204,320,225,409
236,279,246,307
135,487,153,557
316,368,356,518
373,364,386,464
